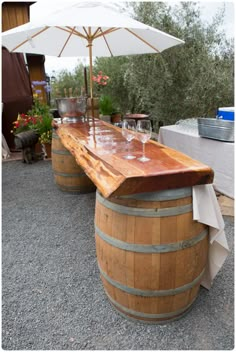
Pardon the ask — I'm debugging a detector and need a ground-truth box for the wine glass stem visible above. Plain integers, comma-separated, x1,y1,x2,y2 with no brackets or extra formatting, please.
142,143,145,158
127,141,130,155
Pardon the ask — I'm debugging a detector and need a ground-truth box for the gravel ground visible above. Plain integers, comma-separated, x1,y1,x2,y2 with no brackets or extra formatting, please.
2,160,234,350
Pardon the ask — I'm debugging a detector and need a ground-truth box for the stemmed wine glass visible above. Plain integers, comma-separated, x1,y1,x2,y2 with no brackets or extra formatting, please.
122,119,136,160
136,119,152,162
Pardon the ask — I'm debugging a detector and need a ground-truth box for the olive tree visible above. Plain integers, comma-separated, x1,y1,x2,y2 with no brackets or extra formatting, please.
124,1,234,128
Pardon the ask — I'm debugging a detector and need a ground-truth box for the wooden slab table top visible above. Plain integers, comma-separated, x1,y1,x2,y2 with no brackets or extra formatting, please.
54,118,214,198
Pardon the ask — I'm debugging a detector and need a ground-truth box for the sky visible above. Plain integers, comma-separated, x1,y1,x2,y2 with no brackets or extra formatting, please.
27,0,235,76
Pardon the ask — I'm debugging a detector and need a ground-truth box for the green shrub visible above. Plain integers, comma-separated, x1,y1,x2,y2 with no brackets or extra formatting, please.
99,95,114,115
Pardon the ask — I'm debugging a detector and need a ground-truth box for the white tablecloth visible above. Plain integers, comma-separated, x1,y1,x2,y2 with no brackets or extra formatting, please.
159,126,234,199
192,184,229,289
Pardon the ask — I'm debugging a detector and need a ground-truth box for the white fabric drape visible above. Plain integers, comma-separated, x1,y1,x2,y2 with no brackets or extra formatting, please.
192,184,230,289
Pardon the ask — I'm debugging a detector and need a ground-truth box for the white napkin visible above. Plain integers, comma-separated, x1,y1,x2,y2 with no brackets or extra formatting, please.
192,184,230,289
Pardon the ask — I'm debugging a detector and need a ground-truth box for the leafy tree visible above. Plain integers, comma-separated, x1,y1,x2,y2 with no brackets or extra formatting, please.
125,1,234,128
50,63,85,106
92,56,130,112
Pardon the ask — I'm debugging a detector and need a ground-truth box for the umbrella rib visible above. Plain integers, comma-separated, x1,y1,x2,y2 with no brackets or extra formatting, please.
94,27,120,39
125,28,160,53
66,26,88,40
56,26,87,40
92,27,102,38
83,27,90,38
96,27,114,57
12,26,49,51
58,26,76,57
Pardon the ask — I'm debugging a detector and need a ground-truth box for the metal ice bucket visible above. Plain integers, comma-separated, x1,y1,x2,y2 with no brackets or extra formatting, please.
56,97,87,120
198,118,234,142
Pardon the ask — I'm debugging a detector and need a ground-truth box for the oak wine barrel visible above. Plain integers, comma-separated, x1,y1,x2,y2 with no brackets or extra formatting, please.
52,131,96,193
95,187,209,323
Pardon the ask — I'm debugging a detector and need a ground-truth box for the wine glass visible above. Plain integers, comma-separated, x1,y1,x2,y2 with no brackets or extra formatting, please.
122,119,136,160
136,119,152,162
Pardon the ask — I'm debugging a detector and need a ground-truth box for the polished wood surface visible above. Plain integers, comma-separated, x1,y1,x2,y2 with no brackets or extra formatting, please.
54,118,214,198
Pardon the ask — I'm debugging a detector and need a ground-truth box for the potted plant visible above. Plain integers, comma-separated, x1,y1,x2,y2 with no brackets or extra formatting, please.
88,71,110,120
111,107,122,124
99,94,114,122
11,93,53,158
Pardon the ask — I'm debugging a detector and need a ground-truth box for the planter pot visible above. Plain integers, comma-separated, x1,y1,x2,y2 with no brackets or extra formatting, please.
35,142,42,154
111,113,122,124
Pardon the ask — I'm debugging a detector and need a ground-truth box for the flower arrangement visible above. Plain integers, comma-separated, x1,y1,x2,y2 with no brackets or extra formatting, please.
39,130,52,144
31,80,51,100
12,111,52,145
92,71,109,92
27,97,52,140
11,113,39,135
11,81,53,145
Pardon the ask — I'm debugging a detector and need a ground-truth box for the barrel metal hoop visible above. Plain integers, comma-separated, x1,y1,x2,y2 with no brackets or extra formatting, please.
53,170,85,177
104,288,197,320
57,186,92,192
98,263,205,297
95,226,208,253
110,299,195,324
52,149,71,155
56,185,88,192
96,192,192,217
118,187,192,201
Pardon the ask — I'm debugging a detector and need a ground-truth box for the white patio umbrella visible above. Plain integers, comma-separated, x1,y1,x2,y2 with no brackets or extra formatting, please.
2,1,184,107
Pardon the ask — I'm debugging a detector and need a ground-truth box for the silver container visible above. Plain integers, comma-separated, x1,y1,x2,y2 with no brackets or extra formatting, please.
198,118,234,142
56,97,87,120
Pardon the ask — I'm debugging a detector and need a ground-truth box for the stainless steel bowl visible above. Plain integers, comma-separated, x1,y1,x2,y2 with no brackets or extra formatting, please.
56,97,87,119
198,118,234,142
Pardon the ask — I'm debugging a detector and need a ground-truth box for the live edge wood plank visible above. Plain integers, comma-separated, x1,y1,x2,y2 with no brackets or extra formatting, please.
54,118,214,198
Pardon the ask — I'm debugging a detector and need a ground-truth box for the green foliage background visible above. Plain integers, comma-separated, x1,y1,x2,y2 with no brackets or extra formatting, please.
51,2,234,131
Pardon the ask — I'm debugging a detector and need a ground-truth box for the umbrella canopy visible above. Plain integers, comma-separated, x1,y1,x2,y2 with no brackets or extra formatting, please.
2,1,184,101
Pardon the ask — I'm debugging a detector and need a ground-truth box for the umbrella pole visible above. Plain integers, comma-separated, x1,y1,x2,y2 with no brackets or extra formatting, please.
88,30,94,119
87,29,96,146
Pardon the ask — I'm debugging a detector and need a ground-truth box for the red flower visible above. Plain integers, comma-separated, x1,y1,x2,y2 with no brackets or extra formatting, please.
92,71,110,88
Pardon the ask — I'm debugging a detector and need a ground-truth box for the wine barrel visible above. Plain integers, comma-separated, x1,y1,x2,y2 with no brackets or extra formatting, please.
52,131,96,193
95,188,209,323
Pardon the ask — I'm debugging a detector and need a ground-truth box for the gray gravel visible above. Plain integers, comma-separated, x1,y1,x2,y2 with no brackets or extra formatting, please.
2,160,234,350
